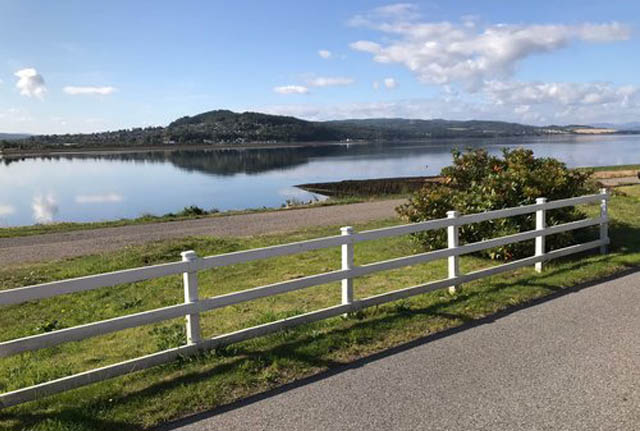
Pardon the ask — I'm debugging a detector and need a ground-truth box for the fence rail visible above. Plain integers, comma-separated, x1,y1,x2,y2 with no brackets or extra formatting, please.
0,190,610,408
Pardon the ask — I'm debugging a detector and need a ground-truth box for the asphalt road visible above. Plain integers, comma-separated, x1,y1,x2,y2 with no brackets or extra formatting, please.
163,270,640,431
0,199,404,265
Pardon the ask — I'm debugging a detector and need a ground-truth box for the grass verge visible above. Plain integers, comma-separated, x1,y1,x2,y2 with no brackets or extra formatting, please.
582,163,640,173
0,188,640,430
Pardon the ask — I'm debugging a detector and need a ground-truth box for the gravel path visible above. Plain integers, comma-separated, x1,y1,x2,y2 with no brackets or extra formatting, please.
162,270,640,431
599,176,640,186
0,199,405,265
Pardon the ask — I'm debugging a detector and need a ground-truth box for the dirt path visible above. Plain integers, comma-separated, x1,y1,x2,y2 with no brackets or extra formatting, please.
598,176,640,187
0,200,405,266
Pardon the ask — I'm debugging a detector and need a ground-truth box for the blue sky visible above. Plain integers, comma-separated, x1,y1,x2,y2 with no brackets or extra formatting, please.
1,0,639,133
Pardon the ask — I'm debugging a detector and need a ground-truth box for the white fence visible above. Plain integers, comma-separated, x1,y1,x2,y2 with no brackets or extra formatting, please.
0,190,610,408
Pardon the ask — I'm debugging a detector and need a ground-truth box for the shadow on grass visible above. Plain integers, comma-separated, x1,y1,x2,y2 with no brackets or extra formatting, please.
3,220,640,431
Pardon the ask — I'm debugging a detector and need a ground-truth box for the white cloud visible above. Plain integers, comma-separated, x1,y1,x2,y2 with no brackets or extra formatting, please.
349,3,420,26
14,68,47,99
75,193,123,204
318,49,332,59
0,204,15,216
256,81,640,125
274,85,309,94
349,40,382,53
348,7,630,89
384,78,397,89
63,86,117,96
32,194,58,224
483,80,639,107
339,5,637,124
306,76,355,87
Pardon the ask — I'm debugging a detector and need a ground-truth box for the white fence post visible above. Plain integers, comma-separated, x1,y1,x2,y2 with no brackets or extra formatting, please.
535,197,547,273
181,250,202,345
600,188,609,254
341,226,354,311
447,211,460,294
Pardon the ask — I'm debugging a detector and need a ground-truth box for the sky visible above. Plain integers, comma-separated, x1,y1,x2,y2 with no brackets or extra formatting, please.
1,0,640,134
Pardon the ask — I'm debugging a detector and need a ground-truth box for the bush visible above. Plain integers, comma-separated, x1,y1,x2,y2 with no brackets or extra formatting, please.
396,148,596,260
177,205,206,217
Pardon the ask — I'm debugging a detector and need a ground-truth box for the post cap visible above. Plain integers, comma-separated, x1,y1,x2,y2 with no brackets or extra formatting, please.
340,226,354,235
600,188,608,195
446,210,459,218
181,250,198,261
536,197,547,204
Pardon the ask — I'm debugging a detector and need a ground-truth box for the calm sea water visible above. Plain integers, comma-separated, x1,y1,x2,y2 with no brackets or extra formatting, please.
1,134,638,227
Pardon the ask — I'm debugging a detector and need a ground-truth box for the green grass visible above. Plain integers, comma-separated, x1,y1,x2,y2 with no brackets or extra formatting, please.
618,184,640,199
0,196,368,239
581,163,640,172
1,189,640,430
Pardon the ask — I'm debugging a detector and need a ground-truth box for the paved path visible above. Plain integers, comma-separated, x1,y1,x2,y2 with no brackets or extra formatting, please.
163,271,640,431
599,176,640,187
0,200,404,265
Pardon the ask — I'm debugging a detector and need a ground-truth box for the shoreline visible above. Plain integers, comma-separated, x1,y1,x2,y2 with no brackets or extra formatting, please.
6,132,639,160
0,140,361,160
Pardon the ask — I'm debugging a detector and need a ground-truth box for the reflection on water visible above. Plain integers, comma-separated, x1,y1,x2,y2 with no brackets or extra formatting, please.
1,134,639,227
75,193,123,204
32,194,58,224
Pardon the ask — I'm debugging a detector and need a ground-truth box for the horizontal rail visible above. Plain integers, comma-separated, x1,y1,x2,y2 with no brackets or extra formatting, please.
0,303,195,358
0,217,605,357
199,235,348,270
0,302,352,409
0,193,607,308
0,238,607,409
355,217,603,278
357,192,607,241
355,238,606,310
356,217,453,242
0,261,188,307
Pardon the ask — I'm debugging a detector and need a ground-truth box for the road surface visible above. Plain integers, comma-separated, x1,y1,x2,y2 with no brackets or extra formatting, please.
162,270,640,431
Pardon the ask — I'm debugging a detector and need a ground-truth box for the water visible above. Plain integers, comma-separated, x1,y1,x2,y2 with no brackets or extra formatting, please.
1,134,638,227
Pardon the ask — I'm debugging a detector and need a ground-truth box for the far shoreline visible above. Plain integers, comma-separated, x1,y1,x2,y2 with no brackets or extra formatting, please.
3,132,639,160
0,140,359,160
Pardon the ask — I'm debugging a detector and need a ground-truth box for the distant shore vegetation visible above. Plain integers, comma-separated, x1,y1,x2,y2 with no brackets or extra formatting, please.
2,109,635,154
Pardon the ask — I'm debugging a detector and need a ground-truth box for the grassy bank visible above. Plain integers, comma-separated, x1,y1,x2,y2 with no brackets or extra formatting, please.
1,187,640,430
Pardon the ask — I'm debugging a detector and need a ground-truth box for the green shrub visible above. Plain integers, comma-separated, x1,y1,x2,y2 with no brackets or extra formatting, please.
177,205,206,217
396,148,596,260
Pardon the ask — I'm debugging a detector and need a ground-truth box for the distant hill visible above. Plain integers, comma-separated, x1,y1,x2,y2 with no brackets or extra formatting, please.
1,109,628,152
167,110,343,142
326,118,540,139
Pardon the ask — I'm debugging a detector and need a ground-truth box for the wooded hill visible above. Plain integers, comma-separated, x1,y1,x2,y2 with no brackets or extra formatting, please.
0,109,621,150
